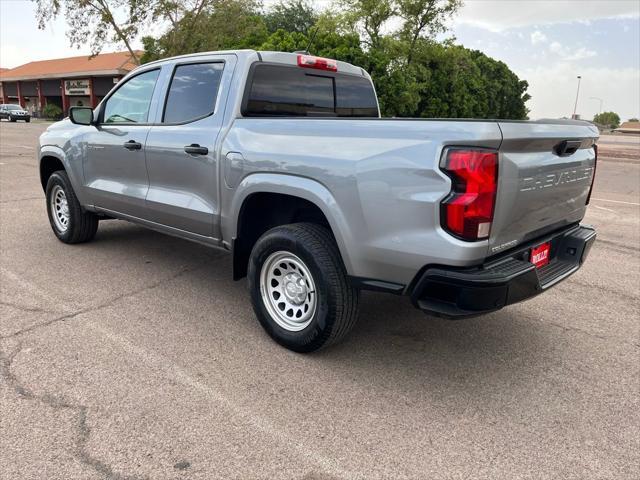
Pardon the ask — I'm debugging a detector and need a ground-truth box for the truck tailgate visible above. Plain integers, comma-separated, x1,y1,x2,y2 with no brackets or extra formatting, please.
489,121,598,255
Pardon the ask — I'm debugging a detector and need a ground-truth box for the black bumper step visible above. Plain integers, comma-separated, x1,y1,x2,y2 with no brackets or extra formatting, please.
410,225,596,318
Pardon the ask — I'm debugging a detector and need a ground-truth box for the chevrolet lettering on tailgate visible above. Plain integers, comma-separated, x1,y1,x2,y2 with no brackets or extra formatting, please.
520,166,594,192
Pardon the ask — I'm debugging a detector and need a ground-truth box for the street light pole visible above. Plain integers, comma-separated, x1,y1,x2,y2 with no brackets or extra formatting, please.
572,75,582,118
590,96,603,115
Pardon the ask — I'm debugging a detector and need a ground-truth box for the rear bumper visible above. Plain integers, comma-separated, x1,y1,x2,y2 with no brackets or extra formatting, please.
410,224,596,318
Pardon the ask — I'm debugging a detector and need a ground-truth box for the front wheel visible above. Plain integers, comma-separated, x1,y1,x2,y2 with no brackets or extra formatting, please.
248,223,359,352
45,171,99,243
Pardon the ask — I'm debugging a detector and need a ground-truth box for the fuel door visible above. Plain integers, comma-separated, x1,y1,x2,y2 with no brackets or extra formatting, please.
224,152,245,188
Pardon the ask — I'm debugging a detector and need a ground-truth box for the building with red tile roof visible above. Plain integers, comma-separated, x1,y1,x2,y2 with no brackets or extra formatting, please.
614,121,640,134
0,51,140,115
0,68,8,101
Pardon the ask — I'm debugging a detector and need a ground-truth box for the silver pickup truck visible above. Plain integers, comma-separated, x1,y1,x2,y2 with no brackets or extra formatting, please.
38,50,597,352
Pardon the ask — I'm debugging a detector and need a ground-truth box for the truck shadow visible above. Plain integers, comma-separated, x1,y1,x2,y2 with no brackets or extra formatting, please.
331,290,552,376
90,220,557,401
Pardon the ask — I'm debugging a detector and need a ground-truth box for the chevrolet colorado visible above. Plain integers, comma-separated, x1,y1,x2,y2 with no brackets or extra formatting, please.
38,50,597,352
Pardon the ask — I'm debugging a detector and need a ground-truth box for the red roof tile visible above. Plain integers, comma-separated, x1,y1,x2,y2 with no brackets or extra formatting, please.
615,121,640,132
0,51,140,81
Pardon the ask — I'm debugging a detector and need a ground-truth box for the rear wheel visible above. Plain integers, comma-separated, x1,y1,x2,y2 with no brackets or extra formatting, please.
45,171,99,243
248,223,359,352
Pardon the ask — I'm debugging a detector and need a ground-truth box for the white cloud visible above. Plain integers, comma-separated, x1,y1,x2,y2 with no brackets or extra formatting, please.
549,42,564,54
455,0,640,31
566,47,598,61
548,41,597,61
516,63,640,121
530,30,547,45
0,0,164,69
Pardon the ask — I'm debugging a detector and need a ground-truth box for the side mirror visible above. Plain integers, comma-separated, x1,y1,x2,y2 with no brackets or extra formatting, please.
69,106,94,126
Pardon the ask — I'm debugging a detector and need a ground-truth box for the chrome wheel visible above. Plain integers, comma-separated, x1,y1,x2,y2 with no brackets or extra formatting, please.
260,251,317,331
50,185,70,232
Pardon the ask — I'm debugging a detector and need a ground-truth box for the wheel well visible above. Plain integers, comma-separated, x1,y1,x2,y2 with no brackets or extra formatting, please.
233,193,333,280
40,156,65,190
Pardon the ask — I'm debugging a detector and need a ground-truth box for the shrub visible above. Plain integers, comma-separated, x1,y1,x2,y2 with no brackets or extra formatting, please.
42,103,63,120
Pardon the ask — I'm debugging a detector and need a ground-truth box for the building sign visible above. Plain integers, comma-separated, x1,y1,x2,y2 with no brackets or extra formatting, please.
64,79,91,96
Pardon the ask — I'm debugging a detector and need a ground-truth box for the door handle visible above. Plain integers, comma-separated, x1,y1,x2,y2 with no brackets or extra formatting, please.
184,144,208,155
123,140,142,151
554,140,582,157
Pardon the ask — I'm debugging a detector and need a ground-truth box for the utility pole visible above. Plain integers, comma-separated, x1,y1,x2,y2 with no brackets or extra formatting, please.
590,96,603,115
572,75,582,119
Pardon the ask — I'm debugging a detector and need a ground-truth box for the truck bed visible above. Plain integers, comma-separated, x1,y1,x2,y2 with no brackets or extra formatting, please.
222,116,598,285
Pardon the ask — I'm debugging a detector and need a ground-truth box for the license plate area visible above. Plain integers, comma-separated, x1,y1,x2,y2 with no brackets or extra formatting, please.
530,242,551,268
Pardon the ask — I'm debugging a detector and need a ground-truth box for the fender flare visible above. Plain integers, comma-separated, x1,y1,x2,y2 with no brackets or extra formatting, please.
39,145,88,205
226,173,356,274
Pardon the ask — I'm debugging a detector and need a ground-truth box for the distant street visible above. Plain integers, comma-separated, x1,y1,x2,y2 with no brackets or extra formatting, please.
597,132,640,162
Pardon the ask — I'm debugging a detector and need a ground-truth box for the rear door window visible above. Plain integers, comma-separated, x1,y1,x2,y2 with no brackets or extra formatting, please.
163,62,224,124
243,64,378,117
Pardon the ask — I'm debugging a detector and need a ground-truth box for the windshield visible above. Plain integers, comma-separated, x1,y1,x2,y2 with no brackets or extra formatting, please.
5,105,23,111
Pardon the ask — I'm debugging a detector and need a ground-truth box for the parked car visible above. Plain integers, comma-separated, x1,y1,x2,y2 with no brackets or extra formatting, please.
37,50,597,352
0,104,31,122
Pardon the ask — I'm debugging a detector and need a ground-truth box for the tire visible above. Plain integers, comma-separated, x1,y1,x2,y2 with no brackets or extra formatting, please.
45,170,99,243
26,118,31,123
248,223,359,352
10,116,16,122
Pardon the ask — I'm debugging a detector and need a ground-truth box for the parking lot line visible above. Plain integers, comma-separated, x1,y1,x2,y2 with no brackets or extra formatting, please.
0,144,36,150
592,205,617,213
592,197,640,206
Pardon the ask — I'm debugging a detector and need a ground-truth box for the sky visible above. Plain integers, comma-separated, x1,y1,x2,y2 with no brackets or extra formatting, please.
1,0,639,121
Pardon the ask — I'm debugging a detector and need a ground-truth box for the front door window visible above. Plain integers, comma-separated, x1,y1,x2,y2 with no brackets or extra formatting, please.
102,69,160,124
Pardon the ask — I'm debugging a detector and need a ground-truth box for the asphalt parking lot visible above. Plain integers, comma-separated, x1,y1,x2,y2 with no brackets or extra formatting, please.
1,121,638,479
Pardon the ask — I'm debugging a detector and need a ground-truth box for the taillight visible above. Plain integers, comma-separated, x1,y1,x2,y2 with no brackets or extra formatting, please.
586,143,597,205
441,149,498,241
297,54,338,72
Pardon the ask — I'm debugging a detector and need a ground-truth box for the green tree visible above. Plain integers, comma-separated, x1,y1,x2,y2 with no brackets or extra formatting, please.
397,0,462,64
628,118,639,122
138,0,531,119
141,0,267,63
593,111,621,129
340,0,395,50
468,48,530,119
259,30,309,52
259,27,368,70
264,0,317,35
368,39,530,119
330,0,530,119
33,0,153,63
147,0,217,59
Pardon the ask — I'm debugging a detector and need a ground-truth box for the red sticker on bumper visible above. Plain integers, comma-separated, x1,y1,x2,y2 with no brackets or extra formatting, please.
530,242,551,268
